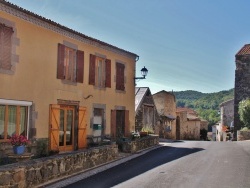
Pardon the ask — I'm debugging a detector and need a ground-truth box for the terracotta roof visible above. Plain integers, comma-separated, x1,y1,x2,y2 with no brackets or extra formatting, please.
176,107,198,115
236,44,250,56
187,114,200,121
153,90,175,96
1,0,139,59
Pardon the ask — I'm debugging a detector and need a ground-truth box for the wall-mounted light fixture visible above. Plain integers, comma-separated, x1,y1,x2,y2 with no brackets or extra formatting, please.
134,66,148,81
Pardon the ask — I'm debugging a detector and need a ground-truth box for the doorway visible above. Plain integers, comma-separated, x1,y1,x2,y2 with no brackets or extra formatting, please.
176,116,180,140
111,110,129,140
49,104,87,152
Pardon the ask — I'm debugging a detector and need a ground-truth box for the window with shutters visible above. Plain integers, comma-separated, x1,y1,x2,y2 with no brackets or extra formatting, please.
116,62,125,91
89,54,111,88
0,99,32,142
57,43,84,83
0,23,13,71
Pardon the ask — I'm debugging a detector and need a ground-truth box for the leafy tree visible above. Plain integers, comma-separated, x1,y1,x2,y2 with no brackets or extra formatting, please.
238,98,250,129
174,89,234,128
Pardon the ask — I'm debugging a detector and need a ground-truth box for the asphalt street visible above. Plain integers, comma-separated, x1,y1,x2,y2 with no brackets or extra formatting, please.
47,140,250,188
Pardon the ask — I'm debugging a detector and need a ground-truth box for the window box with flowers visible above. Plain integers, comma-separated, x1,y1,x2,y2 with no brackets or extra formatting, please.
9,134,29,155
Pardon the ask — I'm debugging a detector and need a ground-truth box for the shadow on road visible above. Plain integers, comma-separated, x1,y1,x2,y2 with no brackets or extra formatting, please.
66,146,204,188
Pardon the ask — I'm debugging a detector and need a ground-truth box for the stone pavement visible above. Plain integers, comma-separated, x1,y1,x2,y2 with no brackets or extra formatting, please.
39,139,173,188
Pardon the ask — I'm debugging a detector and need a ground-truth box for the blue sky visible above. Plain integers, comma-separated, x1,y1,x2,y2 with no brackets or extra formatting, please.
6,0,250,93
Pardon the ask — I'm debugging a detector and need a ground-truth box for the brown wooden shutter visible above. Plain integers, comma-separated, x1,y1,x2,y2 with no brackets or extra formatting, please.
78,106,87,149
124,110,130,137
89,54,96,85
111,110,116,139
116,63,121,90
76,50,84,83
105,59,111,88
57,43,65,79
1,25,13,70
120,64,125,90
49,104,60,151
116,63,125,91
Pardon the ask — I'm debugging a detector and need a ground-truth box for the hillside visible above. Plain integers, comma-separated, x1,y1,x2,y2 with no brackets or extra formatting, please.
174,88,234,129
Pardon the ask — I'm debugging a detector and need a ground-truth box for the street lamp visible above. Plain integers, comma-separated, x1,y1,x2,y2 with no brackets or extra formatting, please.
134,66,148,81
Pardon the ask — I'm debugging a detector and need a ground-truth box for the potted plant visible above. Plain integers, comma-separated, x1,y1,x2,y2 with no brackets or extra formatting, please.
9,134,29,155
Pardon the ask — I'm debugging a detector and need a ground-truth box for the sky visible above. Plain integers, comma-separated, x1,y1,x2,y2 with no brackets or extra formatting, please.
6,0,250,94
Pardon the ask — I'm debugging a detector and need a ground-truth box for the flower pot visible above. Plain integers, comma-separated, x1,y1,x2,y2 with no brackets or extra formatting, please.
140,131,148,137
13,145,25,155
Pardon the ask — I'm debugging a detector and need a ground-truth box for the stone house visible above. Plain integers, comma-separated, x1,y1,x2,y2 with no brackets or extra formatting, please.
153,90,177,139
176,108,201,140
0,1,139,157
215,99,234,141
220,99,234,128
135,87,159,133
234,44,250,138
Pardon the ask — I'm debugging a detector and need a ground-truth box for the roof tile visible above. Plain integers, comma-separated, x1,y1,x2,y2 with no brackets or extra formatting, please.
236,44,250,56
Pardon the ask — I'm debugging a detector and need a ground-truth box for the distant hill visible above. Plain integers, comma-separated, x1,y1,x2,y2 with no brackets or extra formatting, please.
173,88,234,130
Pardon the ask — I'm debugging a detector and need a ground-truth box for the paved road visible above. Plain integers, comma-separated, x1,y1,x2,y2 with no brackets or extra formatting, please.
61,141,250,188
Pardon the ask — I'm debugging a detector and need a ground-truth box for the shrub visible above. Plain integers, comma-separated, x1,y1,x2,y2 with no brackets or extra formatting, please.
238,98,250,129
240,127,249,131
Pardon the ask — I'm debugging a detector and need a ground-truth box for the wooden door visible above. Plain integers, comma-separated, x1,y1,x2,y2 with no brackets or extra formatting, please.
59,106,74,151
49,104,75,152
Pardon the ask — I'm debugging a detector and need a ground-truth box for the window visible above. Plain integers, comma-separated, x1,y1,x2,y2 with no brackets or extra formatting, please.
0,23,13,70
0,105,28,141
96,57,105,87
116,62,125,91
143,105,154,127
89,54,111,88
57,43,84,83
59,106,74,147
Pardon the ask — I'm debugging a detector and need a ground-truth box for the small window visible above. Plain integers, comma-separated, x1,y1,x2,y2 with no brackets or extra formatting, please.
64,47,76,81
0,23,13,70
96,57,106,88
89,54,111,88
57,43,84,83
0,105,28,141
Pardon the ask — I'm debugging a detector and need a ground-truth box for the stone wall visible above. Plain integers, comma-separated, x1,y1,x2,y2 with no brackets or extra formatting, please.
121,135,159,153
234,50,250,138
220,99,234,127
0,144,118,188
153,91,176,139
237,130,250,141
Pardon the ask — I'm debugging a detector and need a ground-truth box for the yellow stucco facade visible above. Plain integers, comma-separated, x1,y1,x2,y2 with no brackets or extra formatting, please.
0,2,138,152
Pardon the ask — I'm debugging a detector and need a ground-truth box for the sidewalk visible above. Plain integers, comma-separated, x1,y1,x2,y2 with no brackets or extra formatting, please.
40,140,173,188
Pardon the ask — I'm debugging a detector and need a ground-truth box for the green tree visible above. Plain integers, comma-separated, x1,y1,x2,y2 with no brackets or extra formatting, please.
238,98,250,129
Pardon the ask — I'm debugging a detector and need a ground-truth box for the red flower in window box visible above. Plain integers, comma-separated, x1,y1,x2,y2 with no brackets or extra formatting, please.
9,134,29,146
